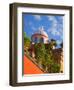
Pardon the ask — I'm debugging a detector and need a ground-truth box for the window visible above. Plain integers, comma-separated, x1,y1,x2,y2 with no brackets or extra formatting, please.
40,37,44,43
34,37,38,43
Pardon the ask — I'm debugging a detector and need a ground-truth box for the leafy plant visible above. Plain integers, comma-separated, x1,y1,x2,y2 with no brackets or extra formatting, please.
49,39,57,50
34,43,55,72
51,63,60,73
24,32,30,49
24,34,61,73
34,43,45,66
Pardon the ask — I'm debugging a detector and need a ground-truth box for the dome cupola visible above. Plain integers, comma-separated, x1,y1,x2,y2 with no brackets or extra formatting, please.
31,26,49,44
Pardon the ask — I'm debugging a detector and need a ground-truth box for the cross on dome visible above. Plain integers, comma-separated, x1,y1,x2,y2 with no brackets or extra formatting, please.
38,26,48,38
39,26,44,31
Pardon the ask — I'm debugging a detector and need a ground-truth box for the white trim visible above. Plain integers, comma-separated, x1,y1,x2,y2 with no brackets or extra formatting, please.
17,7,70,82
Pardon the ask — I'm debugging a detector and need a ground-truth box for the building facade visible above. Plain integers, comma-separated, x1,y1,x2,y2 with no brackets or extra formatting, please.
31,27,49,44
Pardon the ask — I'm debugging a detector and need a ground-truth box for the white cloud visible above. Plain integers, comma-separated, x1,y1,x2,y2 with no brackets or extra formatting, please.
47,15,63,37
47,26,62,36
56,40,61,45
33,15,41,20
47,16,56,21
47,28,51,33
51,29,60,36
47,15,58,29
31,26,36,31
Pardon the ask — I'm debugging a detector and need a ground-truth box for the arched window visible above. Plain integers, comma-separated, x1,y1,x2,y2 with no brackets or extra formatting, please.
40,37,44,43
34,37,38,43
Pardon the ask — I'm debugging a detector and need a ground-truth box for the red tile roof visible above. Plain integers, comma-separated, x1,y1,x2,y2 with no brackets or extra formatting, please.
24,55,44,74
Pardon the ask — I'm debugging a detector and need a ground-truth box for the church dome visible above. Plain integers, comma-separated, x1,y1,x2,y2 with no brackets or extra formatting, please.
35,27,48,38
31,26,49,44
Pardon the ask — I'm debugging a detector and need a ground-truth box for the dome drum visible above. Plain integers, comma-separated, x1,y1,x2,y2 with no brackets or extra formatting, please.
31,27,49,44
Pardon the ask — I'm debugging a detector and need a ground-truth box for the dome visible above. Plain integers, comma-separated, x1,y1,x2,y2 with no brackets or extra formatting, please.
35,27,48,38
31,27,49,44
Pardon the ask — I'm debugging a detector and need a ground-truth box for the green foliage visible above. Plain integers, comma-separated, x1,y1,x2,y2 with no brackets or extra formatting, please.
24,32,30,48
44,53,53,66
49,39,57,49
34,43,45,63
24,32,26,37
24,33,61,73
51,63,60,73
34,43,55,72
34,41,61,73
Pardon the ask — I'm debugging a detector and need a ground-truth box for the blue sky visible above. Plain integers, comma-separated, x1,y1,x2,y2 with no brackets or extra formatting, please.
23,13,63,48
